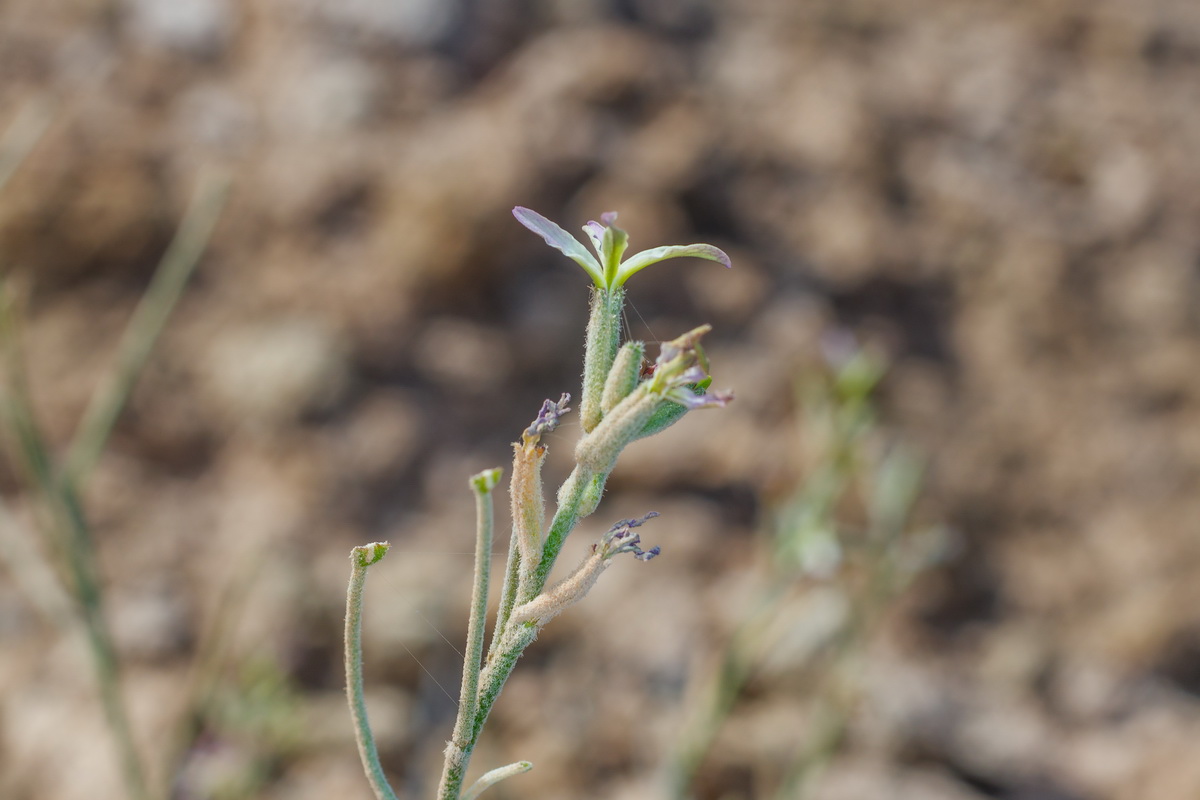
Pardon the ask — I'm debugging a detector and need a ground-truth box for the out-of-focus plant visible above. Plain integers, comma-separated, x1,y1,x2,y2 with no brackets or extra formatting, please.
0,106,229,800
345,208,733,800
665,335,945,800
172,658,306,800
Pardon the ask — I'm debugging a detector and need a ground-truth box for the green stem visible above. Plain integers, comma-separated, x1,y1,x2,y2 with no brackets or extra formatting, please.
0,292,149,800
485,531,520,666
520,465,593,605
472,621,540,740
438,469,501,800
579,287,625,433
345,543,398,800
63,170,229,486
665,583,786,800
469,465,600,745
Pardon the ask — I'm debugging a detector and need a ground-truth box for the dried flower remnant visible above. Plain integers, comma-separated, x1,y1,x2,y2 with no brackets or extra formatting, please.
596,511,661,561
523,393,571,442
509,512,662,628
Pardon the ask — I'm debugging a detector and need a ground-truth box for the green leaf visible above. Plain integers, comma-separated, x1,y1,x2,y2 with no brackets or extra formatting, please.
615,243,731,286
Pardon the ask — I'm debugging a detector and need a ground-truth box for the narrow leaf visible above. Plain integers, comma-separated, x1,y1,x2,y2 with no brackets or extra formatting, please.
615,243,732,286
462,761,533,800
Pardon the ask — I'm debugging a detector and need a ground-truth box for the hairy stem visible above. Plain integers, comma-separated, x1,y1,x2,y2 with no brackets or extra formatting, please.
522,465,595,604
438,469,501,800
485,532,520,667
580,287,625,433
345,543,398,800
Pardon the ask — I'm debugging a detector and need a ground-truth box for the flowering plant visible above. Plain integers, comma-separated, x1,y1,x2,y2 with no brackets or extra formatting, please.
345,208,732,800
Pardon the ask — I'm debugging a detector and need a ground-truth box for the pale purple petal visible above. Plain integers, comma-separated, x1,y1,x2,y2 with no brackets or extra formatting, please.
583,221,606,257
667,386,734,410
513,207,605,287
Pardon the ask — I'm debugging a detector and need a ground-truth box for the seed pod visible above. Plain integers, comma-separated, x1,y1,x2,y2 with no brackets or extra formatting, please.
602,341,644,415
574,384,661,475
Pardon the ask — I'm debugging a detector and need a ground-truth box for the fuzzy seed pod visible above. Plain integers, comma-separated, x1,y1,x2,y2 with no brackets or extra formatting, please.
511,441,546,584
602,341,644,416
574,384,661,475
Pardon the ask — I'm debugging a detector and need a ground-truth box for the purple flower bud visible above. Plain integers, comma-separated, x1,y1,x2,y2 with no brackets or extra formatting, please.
524,393,572,441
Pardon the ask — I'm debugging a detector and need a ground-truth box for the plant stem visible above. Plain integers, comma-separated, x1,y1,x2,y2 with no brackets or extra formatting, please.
0,99,52,195
345,543,398,800
63,170,229,486
471,621,540,741
579,287,624,433
468,465,598,747
485,532,520,666
438,470,500,800
521,465,593,604
0,291,150,800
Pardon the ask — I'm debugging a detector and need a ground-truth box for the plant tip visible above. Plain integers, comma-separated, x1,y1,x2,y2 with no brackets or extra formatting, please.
471,468,504,494
352,541,390,567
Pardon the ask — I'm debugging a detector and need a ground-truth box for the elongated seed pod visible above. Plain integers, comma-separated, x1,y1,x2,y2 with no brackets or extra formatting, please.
511,441,546,589
601,341,644,415
575,384,661,475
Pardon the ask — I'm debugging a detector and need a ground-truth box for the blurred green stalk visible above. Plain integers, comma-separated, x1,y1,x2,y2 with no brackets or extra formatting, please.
0,161,228,800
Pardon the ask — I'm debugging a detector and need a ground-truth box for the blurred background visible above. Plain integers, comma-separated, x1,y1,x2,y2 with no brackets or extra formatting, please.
3,1,1200,799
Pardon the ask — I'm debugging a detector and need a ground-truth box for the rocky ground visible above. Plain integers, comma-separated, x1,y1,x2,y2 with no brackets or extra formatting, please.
3,1,1200,799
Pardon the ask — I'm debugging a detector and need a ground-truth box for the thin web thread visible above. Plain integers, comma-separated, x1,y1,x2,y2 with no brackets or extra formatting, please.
398,640,459,708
